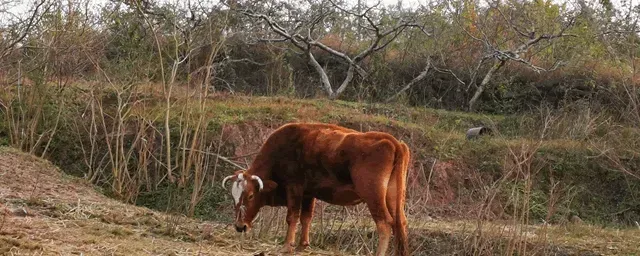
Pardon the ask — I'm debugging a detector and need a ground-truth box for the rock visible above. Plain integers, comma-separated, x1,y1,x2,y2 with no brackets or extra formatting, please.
569,214,583,224
11,207,32,217
466,126,492,140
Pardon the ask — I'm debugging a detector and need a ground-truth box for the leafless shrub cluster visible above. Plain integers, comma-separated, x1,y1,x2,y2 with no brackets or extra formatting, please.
0,0,238,214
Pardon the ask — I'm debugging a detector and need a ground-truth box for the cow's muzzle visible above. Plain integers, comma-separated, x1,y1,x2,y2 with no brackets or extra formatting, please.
235,223,247,233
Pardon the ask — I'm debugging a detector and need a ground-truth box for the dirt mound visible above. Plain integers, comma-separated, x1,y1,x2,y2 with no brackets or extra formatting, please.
0,147,336,255
223,121,277,160
0,146,632,256
0,148,103,204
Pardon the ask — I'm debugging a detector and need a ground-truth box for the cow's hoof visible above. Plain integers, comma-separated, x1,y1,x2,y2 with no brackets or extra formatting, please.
296,244,309,252
280,245,294,254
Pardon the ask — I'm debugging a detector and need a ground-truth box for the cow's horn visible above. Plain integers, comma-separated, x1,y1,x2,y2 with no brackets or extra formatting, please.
221,175,236,190
251,175,264,191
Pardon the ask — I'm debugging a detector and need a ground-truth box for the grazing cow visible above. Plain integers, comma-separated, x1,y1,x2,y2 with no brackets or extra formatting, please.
221,123,410,256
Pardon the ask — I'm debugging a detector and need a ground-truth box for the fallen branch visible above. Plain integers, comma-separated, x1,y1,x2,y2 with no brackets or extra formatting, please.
181,148,248,170
227,151,259,160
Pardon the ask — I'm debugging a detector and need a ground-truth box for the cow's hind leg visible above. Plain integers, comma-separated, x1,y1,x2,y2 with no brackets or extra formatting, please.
353,169,394,256
352,140,396,256
297,197,316,251
361,186,393,256
386,171,408,254
373,217,393,256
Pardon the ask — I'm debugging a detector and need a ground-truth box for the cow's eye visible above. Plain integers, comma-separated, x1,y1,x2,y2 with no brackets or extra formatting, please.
248,194,254,200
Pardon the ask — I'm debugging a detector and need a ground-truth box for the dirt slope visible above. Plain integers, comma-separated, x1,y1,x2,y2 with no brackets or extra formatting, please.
1,146,639,256
0,147,336,255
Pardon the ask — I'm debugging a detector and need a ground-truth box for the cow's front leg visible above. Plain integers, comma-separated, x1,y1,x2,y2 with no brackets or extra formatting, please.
297,197,316,251
281,185,303,254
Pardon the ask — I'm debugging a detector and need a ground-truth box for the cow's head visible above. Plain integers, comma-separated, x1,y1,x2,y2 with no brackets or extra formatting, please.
221,170,277,233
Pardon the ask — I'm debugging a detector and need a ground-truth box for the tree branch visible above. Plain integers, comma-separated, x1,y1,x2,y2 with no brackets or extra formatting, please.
257,38,289,43
241,1,425,100
1,0,50,59
243,11,308,51
432,65,466,86
386,60,432,102
307,49,335,97
308,40,367,77
492,1,530,39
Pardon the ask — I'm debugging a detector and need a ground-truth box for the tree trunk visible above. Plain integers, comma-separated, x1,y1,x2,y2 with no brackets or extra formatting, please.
386,61,432,102
332,64,356,99
307,50,335,97
468,60,505,111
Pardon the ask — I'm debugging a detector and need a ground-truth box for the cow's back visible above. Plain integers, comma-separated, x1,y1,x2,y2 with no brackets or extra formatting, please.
261,123,401,205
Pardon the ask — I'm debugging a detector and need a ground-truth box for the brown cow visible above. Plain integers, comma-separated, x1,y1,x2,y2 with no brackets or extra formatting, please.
221,123,410,256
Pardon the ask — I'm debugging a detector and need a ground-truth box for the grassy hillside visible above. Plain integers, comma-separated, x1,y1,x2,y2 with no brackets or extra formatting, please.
1,83,640,254
2,146,640,255
2,83,639,224
0,147,339,255
126,94,640,226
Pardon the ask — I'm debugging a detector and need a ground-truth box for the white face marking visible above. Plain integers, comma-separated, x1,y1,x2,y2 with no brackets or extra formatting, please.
231,180,244,205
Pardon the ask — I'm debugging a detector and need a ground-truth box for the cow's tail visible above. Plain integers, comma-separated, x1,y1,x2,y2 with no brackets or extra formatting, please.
393,141,410,256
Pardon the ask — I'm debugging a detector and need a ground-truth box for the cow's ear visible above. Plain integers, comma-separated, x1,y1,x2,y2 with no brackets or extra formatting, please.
262,180,278,193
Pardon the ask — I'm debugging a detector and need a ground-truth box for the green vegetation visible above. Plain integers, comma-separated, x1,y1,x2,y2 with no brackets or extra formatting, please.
1,84,638,228
2,140,640,255
1,0,640,254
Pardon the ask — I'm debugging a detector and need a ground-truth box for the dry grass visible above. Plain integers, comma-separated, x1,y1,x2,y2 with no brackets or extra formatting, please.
1,84,639,256
406,219,640,255
0,147,342,255
1,147,639,255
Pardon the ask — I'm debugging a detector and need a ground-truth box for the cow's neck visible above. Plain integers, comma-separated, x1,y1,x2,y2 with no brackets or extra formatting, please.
247,127,289,180
246,154,273,180
247,152,283,207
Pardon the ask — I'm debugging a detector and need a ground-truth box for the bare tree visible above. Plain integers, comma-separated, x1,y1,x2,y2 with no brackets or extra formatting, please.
238,0,426,99
0,0,51,61
385,57,465,103
455,0,577,111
